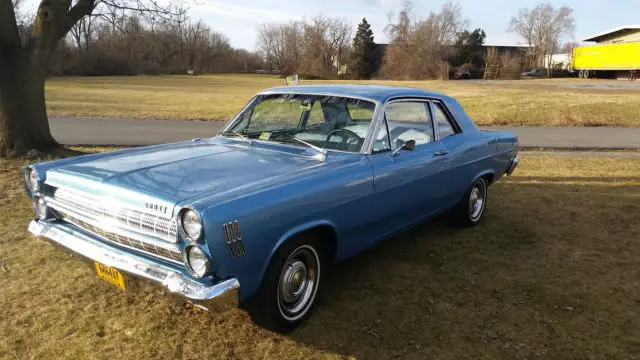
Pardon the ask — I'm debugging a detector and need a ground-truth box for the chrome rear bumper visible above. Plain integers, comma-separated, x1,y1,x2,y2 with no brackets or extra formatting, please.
506,155,520,176
28,220,239,312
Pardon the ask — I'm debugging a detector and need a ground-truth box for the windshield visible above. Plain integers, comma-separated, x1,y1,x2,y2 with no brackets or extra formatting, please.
223,94,377,153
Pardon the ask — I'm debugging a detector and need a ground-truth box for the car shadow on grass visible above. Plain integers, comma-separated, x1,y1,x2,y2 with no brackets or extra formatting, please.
285,179,640,359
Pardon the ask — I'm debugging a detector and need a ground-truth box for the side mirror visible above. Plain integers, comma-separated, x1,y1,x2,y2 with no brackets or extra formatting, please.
391,139,416,156
404,139,416,151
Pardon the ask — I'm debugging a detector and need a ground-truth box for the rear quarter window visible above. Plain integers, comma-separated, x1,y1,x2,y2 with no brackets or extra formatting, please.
433,103,458,139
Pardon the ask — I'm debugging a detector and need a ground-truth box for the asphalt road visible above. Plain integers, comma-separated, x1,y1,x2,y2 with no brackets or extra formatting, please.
50,117,640,149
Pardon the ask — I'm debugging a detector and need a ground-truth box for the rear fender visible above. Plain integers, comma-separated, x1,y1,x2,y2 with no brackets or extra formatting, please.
471,169,496,188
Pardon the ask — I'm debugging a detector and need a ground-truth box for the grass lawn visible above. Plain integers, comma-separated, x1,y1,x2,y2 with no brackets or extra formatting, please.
1,151,639,359
45,75,640,127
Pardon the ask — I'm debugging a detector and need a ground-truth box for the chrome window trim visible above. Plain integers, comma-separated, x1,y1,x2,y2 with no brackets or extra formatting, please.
428,101,441,141
368,98,438,153
430,100,463,137
218,95,260,136
218,91,382,155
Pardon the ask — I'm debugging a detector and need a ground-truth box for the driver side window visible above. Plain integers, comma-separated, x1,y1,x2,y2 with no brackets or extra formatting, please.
384,101,434,149
306,101,325,126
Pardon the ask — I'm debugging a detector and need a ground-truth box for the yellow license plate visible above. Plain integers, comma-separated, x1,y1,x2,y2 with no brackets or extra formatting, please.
94,261,126,290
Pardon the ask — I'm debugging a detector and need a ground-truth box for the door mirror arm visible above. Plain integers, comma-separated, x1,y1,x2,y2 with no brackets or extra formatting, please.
391,139,416,156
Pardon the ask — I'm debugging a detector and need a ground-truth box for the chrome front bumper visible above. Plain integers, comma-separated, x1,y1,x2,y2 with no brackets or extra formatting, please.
506,155,520,176
28,220,239,312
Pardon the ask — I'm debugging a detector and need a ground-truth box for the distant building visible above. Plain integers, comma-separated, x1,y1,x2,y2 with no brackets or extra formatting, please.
482,44,532,55
544,53,571,70
582,25,640,44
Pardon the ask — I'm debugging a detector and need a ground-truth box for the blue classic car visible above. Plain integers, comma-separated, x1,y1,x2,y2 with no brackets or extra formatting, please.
25,85,519,332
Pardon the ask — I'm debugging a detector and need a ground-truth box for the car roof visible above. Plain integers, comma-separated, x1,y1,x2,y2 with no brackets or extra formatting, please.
258,85,450,103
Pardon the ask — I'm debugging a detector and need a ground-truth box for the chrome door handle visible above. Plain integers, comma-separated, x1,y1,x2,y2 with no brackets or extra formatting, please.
433,150,449,156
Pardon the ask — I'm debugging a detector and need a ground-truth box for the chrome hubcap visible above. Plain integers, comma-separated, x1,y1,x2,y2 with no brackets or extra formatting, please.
280,260,308,303
277,246,320,320
469,183,485,220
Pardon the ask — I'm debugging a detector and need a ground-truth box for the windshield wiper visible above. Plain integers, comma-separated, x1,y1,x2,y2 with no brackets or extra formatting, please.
279,134,327,159
221,130,253,145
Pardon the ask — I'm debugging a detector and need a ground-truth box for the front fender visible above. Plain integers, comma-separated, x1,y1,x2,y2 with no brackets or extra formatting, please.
258,219,339,285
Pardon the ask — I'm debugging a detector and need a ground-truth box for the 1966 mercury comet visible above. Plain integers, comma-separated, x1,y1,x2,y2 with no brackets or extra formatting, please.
25,85,519,332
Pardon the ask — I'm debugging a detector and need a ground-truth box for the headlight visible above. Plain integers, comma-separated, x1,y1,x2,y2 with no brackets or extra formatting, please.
184,245,210,278
179,208,202,241
25,167,40,192
33,196,48,220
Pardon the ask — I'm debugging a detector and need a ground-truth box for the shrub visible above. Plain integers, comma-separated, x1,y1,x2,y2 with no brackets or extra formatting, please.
297,73,327,80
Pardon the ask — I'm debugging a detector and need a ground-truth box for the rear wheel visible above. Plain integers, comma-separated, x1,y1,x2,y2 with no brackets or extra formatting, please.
451,177,488,227
244,236,324,333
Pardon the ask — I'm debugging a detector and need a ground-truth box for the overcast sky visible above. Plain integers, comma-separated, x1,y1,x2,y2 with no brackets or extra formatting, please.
189,0,637,50
20,0,640,50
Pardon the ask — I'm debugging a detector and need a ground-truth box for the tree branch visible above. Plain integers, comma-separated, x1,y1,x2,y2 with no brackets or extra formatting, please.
101,0,185,24
0,0,21,49
58,0,97,39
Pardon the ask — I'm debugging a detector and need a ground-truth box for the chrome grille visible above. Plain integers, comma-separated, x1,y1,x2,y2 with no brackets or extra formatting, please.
223,221,246,258
52,187,177,242
56,208,183,264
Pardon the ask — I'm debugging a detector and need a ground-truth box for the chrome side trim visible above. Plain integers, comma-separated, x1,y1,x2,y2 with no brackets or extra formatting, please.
29,220,240,312
222,223,235,257
232,221,247,256
223,221,246,258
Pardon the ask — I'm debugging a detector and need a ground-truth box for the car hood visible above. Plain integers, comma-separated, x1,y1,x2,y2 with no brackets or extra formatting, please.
45,139,339,214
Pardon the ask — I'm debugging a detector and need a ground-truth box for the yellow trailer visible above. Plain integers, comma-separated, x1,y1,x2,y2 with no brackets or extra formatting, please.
572,42,640,79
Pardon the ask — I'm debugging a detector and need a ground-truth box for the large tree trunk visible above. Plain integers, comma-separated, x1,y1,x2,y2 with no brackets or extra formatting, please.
0,47,58,157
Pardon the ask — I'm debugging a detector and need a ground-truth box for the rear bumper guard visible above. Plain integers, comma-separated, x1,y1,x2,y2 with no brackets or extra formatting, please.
506,155,520,176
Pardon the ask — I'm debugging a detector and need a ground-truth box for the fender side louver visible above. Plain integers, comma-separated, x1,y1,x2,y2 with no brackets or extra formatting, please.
222,221,246,258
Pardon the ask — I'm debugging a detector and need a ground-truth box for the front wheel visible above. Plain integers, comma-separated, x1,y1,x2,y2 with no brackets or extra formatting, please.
451,177,488,227
244,236,324,333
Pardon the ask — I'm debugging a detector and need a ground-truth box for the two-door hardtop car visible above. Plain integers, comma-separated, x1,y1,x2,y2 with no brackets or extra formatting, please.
25,85,519,332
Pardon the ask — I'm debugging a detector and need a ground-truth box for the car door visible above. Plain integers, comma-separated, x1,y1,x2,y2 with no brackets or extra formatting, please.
429,100,468,208
365,99,451,241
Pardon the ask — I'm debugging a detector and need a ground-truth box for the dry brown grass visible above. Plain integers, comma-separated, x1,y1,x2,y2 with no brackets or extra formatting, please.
1,152,640,359
45,75,640,127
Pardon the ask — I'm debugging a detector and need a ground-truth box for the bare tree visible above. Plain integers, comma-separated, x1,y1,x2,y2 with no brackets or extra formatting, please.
562,41,579,54
508,3,575,71
257,21,303,74
382,0,467,79
437,1,468,45
257,16,351,78
69,14,98,55
300,15,351,78
0,0,186,156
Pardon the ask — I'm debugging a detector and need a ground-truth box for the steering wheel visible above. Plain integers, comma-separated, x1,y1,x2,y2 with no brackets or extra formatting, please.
325,129,362,148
